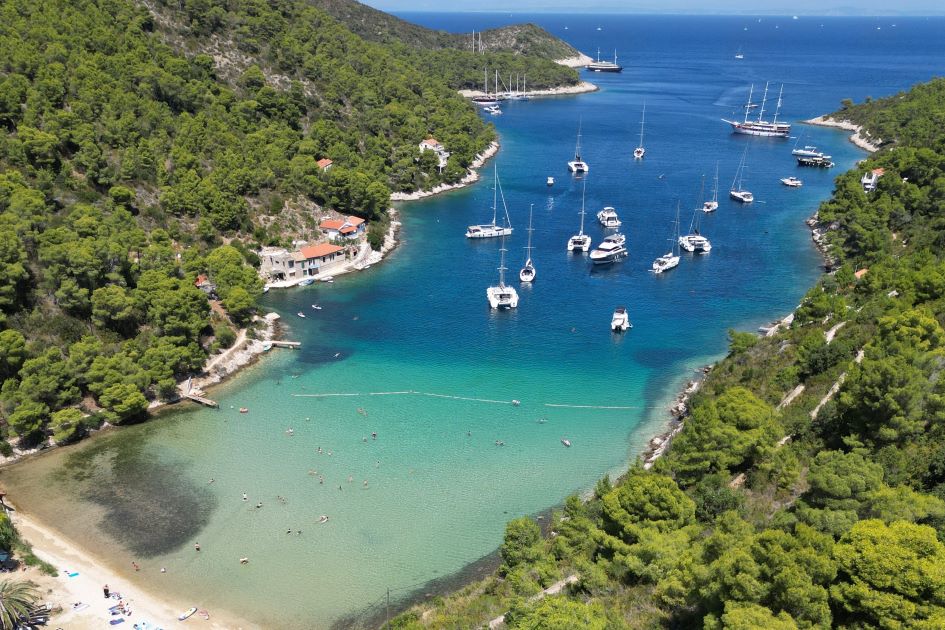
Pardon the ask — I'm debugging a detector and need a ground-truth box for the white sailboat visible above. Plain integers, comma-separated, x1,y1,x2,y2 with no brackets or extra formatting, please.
568,119,589,173
633,102,646,159
520,204,536,283
486,236,519,309
722,82,791,138
703,162,720,212
734,46,744,60
471,68,498,107
567,177,592,252
466,165,513,238
729,145,754,203
653,203,681,273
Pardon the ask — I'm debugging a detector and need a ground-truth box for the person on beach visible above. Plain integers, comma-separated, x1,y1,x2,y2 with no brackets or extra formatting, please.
103,585,110,599
194,542,201,551
132,561,139,571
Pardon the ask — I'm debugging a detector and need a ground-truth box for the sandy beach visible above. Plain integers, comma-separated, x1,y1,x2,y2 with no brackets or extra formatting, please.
804,115,882,152
8,508,255,630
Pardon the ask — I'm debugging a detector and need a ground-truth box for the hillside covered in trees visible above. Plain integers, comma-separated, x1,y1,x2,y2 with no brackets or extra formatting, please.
392,80,945,629
0,0,499,452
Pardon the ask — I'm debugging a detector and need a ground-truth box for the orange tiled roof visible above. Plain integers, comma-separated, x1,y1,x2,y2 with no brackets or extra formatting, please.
299,243,343,259
316,158,333,169
320,218,345,230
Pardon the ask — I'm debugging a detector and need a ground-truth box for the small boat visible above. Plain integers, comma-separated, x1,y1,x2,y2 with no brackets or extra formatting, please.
178,607,198,621
239,407,249,413
633,103,646,159
467,164,513,239
734,46,744,60
519,204,536,283
298,278,314,286
297,312,306,318
567,119,589,173
483,104,502,116
653,204,682,274
611,306,631,332
262,342,273,352
486,236,519,309
567,178,592,252
730,144,754,203
703,162,720,212
320,276,334,283
561,438,572,447
781,176,803,187
546,176,554,186
311,304,322,310
589,233,628,265
262,286,270,293
597,206,621,228
791,142,829,160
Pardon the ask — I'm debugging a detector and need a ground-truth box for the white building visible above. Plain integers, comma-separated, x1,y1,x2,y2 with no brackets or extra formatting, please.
419,137,450,172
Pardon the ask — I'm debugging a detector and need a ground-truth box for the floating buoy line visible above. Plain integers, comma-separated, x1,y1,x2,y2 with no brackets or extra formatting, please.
290,390,653,410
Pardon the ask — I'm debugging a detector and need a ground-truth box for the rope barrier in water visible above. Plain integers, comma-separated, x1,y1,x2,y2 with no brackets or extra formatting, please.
290,391,657,410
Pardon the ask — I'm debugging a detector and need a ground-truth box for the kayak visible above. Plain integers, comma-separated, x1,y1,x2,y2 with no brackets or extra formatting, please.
178,607,197,621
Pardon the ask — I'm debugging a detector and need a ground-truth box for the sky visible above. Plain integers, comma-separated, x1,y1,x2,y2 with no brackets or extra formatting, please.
361,1,945,15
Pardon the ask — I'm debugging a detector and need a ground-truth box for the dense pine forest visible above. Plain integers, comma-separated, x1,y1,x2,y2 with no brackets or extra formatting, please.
392,81,945,629
0,0,588,452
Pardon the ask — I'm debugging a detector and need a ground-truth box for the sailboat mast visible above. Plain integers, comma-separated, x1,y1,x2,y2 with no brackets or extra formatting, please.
575,119,583,160
773,83,784,124
757,81,769,122
743,84,754,123
639,102,646,146
712,162,719,202
498,241,507,288
579,178,587,235
525,204,534,260
492,164,498,226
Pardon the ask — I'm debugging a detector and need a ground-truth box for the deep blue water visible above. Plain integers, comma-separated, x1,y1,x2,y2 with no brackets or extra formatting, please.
6,15,945,628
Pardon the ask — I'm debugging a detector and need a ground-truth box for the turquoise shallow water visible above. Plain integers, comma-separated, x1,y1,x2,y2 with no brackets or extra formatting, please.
4,14,945,629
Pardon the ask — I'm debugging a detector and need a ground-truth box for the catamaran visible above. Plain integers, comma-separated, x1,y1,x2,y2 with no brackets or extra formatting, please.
486,236,519,309
586,48,623,73
568,119,589,173
680,184,712,253
653,203,682,273
520,204,536,283
730,145,754,203
633,102,646,159
703,162,720,212
466,165,513,238
567,178,592,252
722,82,791,138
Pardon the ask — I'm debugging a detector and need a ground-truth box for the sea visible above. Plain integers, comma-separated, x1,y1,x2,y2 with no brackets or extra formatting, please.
4,13,944,629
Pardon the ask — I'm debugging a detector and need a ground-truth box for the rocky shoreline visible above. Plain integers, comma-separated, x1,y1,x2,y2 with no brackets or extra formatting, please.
457,80,598,101
804,115,881,153
640,365,713,470
390,141,500,202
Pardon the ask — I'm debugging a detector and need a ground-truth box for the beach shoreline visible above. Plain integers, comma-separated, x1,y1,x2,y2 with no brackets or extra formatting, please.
457,80,598,101
7,505,257,630
391,141,500,202
804,115,881,153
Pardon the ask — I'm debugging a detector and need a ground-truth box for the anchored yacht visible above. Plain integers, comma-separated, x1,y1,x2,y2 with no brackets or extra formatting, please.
589,233,628,265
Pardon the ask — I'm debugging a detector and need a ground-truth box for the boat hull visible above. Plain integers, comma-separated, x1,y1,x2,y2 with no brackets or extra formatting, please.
730,190,754,203
568,161,589,173
723,120,791,138
486,286,519,309
466,226,513,239
590,250,627,265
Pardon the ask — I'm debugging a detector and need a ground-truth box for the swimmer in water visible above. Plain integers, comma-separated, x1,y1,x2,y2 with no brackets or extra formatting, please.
256,502,263,509
242,493,248,501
